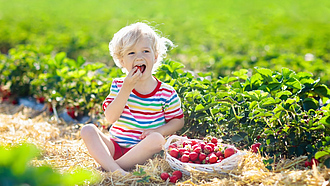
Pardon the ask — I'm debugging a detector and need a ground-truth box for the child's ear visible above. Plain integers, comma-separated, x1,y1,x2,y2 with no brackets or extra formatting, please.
119,58,124,66
154,54,158,63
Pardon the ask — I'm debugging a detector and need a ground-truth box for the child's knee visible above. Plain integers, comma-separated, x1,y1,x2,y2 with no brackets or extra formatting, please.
80,124,98,139
146,132,165,150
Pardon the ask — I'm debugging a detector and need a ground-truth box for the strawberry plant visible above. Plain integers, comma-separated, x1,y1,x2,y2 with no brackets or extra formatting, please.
156,60,330,161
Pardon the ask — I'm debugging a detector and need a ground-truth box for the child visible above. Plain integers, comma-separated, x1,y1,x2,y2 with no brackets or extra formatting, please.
81,22,184,174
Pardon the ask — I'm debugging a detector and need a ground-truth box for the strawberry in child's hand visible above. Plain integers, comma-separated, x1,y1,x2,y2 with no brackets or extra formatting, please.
160,172,170,181
172,170,182,179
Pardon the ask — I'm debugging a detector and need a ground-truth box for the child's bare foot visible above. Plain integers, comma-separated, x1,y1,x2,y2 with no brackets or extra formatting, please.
117,169,129,176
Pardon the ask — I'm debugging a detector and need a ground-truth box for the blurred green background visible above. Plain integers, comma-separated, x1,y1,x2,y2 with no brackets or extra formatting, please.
1,0,330,83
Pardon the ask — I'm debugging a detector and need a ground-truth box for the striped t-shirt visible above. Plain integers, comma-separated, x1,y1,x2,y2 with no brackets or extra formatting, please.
102,77,184,148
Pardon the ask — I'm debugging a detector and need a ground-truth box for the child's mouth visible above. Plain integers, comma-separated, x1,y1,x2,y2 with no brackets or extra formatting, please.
134,64,146,73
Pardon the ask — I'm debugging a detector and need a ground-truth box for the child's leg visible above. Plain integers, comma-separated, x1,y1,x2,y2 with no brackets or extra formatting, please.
80,124,126,173
115,132,165,170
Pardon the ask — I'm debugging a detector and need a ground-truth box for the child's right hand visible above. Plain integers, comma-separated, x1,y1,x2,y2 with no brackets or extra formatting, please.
123,66,142,90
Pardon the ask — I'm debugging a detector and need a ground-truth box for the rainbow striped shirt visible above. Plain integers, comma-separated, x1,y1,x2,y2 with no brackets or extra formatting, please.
102,77,184,148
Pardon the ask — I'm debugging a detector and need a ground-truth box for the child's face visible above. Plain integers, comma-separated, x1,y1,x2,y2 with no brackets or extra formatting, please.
120,36,157,78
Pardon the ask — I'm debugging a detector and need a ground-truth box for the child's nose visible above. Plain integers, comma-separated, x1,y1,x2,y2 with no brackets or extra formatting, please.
136,53,143,60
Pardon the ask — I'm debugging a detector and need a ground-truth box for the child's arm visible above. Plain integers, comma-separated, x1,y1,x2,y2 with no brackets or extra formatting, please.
104,67,142,124
139,117,184,139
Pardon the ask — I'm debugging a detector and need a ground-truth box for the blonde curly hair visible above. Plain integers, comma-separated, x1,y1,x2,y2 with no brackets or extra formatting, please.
109,22,174,73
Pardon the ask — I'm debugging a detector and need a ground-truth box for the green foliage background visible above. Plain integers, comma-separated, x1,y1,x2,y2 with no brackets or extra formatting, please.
1,0,330,84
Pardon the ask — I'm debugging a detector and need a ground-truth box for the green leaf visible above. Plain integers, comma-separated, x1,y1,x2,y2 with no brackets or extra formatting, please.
54,52,67,68
319,116,330,127
276,91,292,98
315,151,329,159
302,98,318,111
285,77,302,90
255,67,274,83
232,69,248,80
260,97,277,107
76,56,86,67
314,85,330,97
281,67,294,79
231,134,243,142
194,104,205,112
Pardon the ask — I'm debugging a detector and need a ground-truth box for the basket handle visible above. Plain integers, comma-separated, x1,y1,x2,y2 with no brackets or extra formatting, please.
164,135,188,149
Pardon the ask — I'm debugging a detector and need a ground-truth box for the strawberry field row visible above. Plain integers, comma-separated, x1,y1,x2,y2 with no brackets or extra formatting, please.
1,45,329,168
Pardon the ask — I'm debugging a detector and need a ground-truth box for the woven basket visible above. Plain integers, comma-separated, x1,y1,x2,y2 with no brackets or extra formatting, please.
164,135,245,175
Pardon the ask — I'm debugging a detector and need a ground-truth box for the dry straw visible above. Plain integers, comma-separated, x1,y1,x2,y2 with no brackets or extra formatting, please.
0,103,329,185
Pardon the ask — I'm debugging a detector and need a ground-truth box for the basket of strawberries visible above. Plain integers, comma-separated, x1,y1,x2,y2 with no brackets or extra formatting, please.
164,135,245,175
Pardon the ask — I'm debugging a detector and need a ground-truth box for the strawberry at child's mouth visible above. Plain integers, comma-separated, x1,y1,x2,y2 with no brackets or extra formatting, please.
134,64,146,73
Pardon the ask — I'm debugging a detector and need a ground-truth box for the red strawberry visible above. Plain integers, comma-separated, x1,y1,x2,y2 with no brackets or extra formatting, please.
178,148,186,156
200,142,206,150
211,137,218,144
204,145,213,154
169,175,178,183
304,160,311,168
216,151,223,157
183,141,191,147
207,142,215,149
169,148,179,158
11,100,18,105
183,150,190,155
199,152,207,161
311,158,319,166
181,154,190,162
224,148,237,158
251,143,261,153
172,170,182,179
191,140,198,146
194,160,201,164
160,172,170,181
189,151,198,161
193,146,201,154
209,153,218,164
192,144,200,150
169,144,177,149
38,96,45,103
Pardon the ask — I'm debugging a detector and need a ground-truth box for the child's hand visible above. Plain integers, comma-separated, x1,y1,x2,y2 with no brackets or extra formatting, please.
139,129,157,140
123,66,142,90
